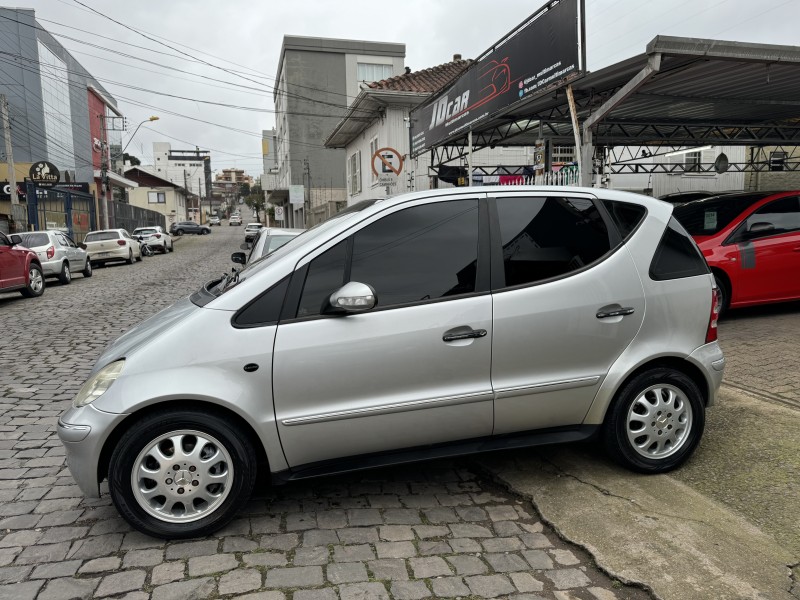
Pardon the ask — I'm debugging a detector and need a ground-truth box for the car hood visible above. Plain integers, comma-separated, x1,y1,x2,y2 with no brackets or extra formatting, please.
92,297,200,374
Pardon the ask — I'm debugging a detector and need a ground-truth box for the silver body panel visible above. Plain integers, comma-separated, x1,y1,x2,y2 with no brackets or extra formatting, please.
57,186,724,497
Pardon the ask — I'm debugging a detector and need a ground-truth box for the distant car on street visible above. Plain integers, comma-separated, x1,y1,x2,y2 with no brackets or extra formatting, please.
229,215,242,226
208,217,220,226
244,222,264,243
170,221,211,236
673,190,800,313
132,227,174,254
84,229,142,266
0,232,45,298
16,230,92,283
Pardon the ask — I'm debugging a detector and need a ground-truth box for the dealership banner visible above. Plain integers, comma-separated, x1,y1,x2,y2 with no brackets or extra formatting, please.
410,0,583,156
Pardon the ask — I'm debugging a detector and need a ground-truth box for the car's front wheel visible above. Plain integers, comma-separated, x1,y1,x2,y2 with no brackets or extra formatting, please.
20,263,45,298
603,367,705,473
108,409,257,539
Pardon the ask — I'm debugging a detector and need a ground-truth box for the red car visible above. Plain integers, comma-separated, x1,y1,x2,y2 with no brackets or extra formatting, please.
673,191,800,312
0,232,45,298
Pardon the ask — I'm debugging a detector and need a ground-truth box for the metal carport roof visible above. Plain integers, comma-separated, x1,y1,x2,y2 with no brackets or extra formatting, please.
425,35,800,170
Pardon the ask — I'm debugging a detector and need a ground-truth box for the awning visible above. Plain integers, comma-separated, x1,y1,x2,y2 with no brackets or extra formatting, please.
94,170,139,188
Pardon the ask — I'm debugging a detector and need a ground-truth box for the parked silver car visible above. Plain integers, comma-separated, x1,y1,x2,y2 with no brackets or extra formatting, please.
234,227,304,265
16,230,92,283
58,187,724,538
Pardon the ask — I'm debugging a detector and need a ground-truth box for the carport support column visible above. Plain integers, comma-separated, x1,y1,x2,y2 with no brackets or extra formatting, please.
467,129,473,187
580,129,594,188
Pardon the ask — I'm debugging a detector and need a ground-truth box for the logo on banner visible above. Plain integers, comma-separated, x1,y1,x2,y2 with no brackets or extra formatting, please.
29,161,60,188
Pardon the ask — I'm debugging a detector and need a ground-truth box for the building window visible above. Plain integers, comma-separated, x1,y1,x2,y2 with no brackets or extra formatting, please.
685,151,702,173
37,41,76,172
769,151,787,171
369,137,379,183
348,151,361,196
147,191,166,204
357,63,393,83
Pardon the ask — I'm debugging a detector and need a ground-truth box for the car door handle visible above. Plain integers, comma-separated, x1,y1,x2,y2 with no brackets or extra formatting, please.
596,307,635,319
443,327,487,342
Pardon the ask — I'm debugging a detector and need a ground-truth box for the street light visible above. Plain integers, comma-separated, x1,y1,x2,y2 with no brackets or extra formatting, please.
121,116,159,155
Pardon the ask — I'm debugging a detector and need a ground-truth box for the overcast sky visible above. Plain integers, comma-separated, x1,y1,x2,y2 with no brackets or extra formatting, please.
17,0,800,177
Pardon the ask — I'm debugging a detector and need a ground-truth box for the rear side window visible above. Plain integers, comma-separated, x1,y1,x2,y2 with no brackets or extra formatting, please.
603,201,647,239
18,233,49,247
650,217,709,280
495,196,612,288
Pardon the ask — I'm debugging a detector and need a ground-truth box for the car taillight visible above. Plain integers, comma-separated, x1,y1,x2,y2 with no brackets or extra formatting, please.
117,240,126,246
153,233,161,238
706,287,719,344
46,246,55,259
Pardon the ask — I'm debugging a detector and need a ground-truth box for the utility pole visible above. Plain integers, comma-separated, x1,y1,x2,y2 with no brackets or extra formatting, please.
303,158,311,228
1,94,19,206
198,177,203,224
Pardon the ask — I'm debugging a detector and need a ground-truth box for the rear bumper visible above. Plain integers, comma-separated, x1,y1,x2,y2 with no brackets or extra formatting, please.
88,248,128,262
40,258,63,276
687,341,725,407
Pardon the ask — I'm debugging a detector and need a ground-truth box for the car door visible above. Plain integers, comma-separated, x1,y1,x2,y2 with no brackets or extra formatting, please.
57,233,81,269
488,193,645,434
0,232,25,288
727,195,800,302
272,196,494,468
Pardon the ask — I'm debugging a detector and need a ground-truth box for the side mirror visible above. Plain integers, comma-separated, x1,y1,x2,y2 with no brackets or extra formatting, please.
9,234,22,246
79,243,87,250
231,251,247,265
748,221,774,234
326,281,377,314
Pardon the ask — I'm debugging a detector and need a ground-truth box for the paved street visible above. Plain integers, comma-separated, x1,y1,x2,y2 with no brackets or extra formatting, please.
0,228,652,600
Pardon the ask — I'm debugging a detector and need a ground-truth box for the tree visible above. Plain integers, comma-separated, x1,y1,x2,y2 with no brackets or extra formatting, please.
244,184,265,223
122,153,141,166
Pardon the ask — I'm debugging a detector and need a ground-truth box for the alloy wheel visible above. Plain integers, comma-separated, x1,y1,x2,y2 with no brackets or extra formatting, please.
29,267,44,293
626,384,693,459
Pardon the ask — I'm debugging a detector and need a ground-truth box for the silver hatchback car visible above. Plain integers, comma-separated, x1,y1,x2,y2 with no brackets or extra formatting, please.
58,187,724,538
17,230,92,283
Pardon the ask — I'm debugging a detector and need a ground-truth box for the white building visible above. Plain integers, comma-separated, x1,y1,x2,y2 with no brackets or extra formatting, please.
140,142,210,200
325,57,533,205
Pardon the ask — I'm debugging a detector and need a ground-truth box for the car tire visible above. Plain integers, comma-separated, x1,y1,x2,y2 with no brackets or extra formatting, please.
168,243,174,253
20,263,45,298
175,229,184,236
713,273,730,316
108,409,257,539
82,260,92,278
126,250,134,265
58,262,71,285
603,367,705,474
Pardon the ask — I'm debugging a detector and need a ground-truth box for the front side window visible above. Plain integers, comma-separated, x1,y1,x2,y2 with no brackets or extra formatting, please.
735,196,800,241
295,200,480,317
495,196,612,288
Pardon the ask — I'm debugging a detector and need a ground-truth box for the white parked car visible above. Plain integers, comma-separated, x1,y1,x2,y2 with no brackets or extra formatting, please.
16,230,92,283
84,229,142,266
132,226,173,254
235,227,304,265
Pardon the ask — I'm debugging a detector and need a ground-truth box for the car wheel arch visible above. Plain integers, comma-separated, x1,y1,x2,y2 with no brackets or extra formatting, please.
96,399,270,492
710,267,732,309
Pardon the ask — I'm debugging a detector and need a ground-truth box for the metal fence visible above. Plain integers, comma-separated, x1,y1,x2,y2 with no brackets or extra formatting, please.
25,184,95,241
109,201,166,233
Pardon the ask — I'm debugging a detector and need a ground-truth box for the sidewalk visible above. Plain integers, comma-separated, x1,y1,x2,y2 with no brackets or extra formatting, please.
479,386,799,600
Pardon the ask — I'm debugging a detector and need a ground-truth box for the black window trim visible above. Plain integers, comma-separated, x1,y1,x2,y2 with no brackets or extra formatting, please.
648,216,710,282
280,196,491,325
487,193,630,293
231,274,292,329
722,194,800,246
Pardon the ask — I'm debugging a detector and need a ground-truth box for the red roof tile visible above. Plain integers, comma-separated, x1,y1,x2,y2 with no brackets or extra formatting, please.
367,59,472,93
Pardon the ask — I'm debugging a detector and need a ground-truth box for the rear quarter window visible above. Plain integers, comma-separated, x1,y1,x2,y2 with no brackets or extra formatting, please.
650,217,710,280
602,200,647,239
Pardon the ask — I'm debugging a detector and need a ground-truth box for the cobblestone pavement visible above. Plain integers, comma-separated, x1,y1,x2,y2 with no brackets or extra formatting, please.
0,228,651,600
718,300,800,409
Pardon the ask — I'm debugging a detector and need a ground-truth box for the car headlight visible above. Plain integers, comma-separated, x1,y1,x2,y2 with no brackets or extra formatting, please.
73,360,125,408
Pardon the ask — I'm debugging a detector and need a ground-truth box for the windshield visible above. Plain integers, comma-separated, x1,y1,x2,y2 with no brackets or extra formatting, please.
673,193,771,236
207,199,381,297
17,233,50,248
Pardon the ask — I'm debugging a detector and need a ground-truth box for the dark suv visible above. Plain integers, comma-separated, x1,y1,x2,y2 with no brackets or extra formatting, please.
170,221,211,236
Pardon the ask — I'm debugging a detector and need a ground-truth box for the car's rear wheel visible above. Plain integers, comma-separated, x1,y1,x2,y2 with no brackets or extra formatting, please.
603,367,704,473
126,250,134,265
20,264,45,298
82,260,92,278
58,262,71,284
109,409,257,539
175,229,184,236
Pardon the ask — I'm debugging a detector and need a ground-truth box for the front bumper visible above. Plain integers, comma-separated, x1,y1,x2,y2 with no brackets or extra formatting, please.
57,404,128,498
688,341,725,407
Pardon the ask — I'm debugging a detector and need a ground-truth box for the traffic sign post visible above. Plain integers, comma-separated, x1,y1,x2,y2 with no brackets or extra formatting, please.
371,147,403,195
